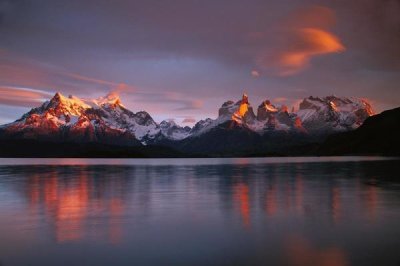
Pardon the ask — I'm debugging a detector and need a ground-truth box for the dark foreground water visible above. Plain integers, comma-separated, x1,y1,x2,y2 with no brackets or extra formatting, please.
0,157,399,266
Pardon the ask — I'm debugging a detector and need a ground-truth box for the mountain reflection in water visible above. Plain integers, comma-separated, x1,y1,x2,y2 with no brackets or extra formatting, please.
0,158,399,266
22,166,131,244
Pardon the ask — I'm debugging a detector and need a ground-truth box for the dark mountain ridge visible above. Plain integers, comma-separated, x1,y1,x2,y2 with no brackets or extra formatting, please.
318,107,400,156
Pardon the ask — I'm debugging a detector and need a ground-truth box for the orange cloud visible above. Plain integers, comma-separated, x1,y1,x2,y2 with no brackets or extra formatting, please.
277,28,345,76
255,6,345,76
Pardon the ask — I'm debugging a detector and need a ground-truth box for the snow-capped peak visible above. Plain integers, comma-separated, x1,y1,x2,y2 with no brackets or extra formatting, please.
160,119,178,128
159,120,191,140
259,100,279,113
296,95,374,131
93,92,124,108
47,92,91,116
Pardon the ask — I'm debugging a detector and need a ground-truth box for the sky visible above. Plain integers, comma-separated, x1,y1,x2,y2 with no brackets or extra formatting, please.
0,0,399,125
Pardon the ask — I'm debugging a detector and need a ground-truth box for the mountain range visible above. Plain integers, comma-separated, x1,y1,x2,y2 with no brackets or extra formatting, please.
0,91,393,157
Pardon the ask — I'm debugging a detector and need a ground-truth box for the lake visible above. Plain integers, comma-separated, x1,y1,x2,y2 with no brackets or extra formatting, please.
0,157,399,266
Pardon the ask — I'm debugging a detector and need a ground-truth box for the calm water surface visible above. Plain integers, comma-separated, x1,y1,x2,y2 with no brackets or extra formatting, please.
0,157,399,266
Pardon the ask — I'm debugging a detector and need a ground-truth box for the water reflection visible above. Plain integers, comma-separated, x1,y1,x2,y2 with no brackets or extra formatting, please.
265,180,277,216
6,163,391,238
20,166,132,244
285,235,349,266
233,183,250,228
0,159,399,266
364,178,379,223
331,186,341,224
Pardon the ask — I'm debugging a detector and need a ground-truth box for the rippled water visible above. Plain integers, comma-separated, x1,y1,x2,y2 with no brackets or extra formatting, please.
0,157,399,266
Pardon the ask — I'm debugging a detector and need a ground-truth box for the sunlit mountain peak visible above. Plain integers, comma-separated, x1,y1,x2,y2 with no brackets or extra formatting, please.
48,92,91,116
93,92,124,108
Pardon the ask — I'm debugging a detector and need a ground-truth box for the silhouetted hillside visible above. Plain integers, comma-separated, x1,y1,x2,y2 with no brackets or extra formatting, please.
319,107,400,156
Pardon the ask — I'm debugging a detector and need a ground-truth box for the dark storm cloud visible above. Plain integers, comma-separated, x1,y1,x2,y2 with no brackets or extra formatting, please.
0,0,399,123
